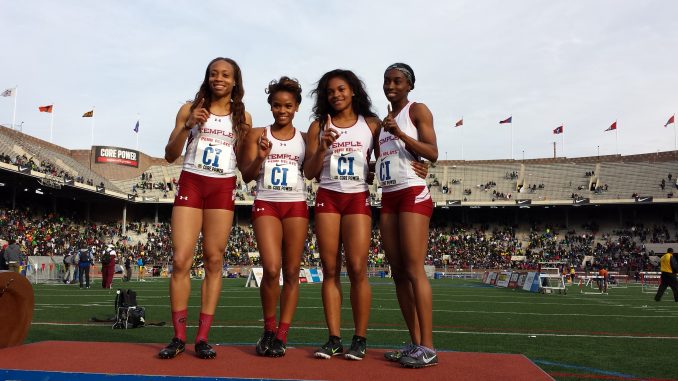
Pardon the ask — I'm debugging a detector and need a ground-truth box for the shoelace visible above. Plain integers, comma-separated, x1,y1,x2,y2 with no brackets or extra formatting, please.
401,343,416,356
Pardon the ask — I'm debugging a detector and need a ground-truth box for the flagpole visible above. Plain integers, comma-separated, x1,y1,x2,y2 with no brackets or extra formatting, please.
136,114,140,151
461,117,464,160
615,121,619,155
562,123,565,157
49,106,54,143
11,86,17,130
674,114,677,151
511,121,514,160
90,107,95,147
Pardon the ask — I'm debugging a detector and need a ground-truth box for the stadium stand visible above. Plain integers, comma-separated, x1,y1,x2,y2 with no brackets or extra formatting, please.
1,124,677,280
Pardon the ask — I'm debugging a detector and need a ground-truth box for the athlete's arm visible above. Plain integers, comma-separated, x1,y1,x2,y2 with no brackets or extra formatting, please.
165,103,194,163
400,103,438,163
366,117,381,185
238,127,269,183
304,120,324,180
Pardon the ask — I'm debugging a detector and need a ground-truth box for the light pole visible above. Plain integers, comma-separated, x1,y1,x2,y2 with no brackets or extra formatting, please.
597,145,600,159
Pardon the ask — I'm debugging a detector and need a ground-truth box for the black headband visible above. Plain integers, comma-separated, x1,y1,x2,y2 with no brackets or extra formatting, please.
385,63,415,87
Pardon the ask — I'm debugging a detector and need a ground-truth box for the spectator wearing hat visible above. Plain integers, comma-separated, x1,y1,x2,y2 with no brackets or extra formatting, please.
655,248,678,302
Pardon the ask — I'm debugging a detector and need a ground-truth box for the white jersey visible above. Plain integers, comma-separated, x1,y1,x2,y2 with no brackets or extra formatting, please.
319,115,373,193
376,101,427,192
182,113,237,178
255,126,307,202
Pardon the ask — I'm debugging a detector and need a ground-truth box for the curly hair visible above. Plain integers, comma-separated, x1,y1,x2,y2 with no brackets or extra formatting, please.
310,69,376,130
190,57,249,144
265,76,302,105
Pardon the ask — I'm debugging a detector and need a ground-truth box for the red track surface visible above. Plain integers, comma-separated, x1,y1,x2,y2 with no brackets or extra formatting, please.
0,341,554,380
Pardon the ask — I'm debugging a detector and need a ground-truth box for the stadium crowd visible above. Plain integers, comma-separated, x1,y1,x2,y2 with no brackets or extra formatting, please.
1,205,675,275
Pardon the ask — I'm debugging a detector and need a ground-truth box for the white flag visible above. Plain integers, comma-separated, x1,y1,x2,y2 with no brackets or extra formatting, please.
1,88,15,97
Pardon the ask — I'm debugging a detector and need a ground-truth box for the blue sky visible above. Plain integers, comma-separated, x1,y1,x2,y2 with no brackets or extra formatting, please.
1,0,677,160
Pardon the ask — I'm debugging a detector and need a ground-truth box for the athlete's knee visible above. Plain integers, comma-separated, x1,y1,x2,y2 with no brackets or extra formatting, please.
282,268,299,285
262,266,281,281
202,254,223,273
345,261,366,281
172,258,192,274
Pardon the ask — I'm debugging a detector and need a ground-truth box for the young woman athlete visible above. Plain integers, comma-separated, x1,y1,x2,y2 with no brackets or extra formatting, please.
238,77,308,357
160,57,251,360
305,69,380,361
377,63,439,368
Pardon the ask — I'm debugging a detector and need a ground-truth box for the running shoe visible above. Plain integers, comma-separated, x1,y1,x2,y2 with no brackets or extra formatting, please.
399,345,438,368
384,343,416,362
195,340,217,359
158,337,185,359
314,336,343,359
267,338,287,357
255,330,276,356
344,335,366,361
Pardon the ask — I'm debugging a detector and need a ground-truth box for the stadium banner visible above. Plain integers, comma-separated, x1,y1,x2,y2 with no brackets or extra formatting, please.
17,165,30,174
446,200,462,206
634,196,653,203
516,199,532,205
487,271,498,285
96,185,105,193
573,197,590,205
508,272,520,288
304,268,323,283
482,271,489,284
496,271,511,287
299,269,308,283
424,265,436,279
516,272,528,288
64,178,74,186
522,272,541,293
94,146,140,167
245,267,283,288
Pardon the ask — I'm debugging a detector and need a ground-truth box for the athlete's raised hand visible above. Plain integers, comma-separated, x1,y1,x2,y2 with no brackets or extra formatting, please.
185,98,209,129
257,128,272,160
382,105,401,138
320,114,340,152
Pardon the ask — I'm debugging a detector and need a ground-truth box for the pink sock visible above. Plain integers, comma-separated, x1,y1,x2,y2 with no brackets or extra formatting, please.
264,315,277,332
171,310,188,342
195,312,214,344
276,322,290,344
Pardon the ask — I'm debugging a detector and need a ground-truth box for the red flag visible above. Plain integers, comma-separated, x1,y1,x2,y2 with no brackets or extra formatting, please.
39,105,53,113
553,126,563,134
499,116,512,124
605,121,617,132
665,115,675,127
455,118,463,127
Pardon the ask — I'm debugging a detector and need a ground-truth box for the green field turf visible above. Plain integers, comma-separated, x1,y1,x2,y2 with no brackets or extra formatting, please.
25,277,678,380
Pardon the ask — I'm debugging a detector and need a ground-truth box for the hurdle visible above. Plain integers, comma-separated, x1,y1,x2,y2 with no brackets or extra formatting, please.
639,272,661,294
577,275,608,295
607,272,629,289
538,268,567,294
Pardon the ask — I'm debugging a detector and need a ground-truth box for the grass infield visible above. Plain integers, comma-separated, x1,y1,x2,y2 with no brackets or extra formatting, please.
26,277,678,380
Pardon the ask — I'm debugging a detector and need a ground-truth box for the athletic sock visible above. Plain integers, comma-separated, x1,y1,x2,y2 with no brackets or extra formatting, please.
195,312,214,344
171,309,188,342
276,322,290,344
264,315,277,332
